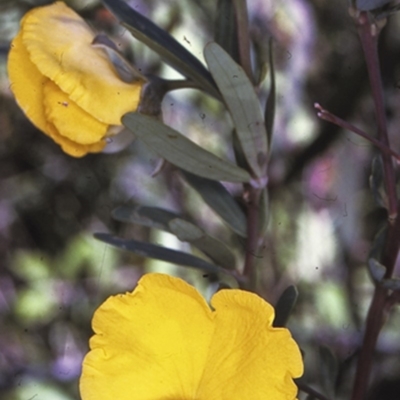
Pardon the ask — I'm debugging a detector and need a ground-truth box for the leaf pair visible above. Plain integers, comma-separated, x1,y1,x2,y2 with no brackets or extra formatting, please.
103,0,272,182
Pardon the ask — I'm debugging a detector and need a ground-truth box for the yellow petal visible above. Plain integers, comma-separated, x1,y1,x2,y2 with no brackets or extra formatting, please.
7,28,48,134
43,80,108,145
46,122,106,157
199,289,304,399
21,2,143,125
80,273,303,400
80,274,214,400
7,30,104,157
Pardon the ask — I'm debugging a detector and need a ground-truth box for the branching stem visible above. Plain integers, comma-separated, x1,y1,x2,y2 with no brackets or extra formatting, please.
315,103,400,161
350,11,400,400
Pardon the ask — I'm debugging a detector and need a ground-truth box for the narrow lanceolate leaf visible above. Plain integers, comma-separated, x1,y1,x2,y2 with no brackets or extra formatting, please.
123,113,251,182
95,233,229,276
265,38,276,147
370,156,388,209
368,258,386,283
355,0,392,11
214,0,239,63
102,0,219,98
319,346,338,399
273,285,298,327
181,170,247,237
168,218,237,269
380,277,400,291
112,205,181,231
112,205,237,268
204,42,268,178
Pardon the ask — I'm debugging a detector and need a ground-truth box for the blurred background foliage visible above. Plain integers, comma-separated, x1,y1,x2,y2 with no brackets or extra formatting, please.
1,0,400,399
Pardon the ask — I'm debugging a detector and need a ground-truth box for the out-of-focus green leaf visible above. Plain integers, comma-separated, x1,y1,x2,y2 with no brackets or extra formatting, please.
369,257,400,290
370,156,387,209
112,205,237,269
232,129,251,172
273,285,298,327
265,38,275,147
123,113,251,182
181,170,247,237
371,4,400,20
214,0,239,63
168,218,203,241
204,42,268,178
94,233,229,276
367,225,387,284
112,205,180,231
168,218,236,269
368,258,386,282
319,345,338,399
355,0,392,11
15,284,58,324
92,33,145,83
369,224,387,259
380,277,400,291
102,0,219,98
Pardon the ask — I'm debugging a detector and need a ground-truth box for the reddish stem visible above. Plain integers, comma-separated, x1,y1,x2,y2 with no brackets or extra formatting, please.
243,187,262,280
315,103,400,161
356,12,397,219
351,12,400,400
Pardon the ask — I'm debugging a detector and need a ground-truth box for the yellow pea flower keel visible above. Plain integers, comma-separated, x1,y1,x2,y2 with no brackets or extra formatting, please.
80,273,303,400
7,1,144,157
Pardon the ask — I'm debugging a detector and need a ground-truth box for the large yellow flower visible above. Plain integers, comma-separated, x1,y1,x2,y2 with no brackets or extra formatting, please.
80,273,303,400
7,2,143,157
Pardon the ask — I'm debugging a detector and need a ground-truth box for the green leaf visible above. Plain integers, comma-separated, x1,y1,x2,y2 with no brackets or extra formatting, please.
368,258,386,283
273,285,298,327
356,0,392,11
319,346,338,399
92,33,145,83
265,38,276,147
380,277,400,291
123,113,251,182
181,170,247,237
204,42,268,178
367,225,387,284
95,233,229,276
369,224,387,259
112,205,180,231
102,0,219,98
112,205,237,269
370,156,387,209
168,218,237,269
214,0,239,63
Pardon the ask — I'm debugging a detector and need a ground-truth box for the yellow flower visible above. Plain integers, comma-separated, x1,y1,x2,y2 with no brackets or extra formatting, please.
7,2,143,157
80,273,303,400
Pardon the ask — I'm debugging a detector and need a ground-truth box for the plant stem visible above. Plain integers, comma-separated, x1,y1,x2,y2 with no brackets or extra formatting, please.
355,12,397,219
243,186,262,281
351,12,400,400
352,209,400,400
314,103,400,161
